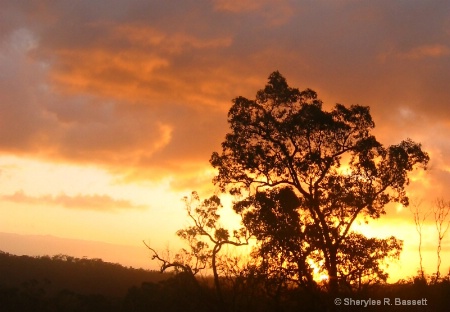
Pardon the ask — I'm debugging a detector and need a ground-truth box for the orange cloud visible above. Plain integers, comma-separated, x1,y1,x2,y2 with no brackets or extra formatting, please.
39,22,237,110
404,44,450,59
113,24,233,52
213,0,261,12
50,48,170,101
380,44,450,62
213,0,294,26
1,190,146,212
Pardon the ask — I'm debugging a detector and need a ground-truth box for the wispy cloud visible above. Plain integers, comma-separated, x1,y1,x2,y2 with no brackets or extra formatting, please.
213,0,294,25
380,44,450,62
1,190,147,212
403,44,450,59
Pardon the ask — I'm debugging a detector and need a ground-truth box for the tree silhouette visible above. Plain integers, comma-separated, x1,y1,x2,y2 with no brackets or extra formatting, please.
337,233,402,291
409,198,429,281
145,192,249,306
433,198,450,282
210,71,429,293
234,186,317,292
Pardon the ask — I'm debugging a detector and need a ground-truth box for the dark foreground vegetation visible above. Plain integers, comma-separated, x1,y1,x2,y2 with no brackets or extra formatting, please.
0,251,169,311
0,251,449,311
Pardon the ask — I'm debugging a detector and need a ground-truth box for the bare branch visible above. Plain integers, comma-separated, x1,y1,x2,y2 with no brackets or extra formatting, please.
409,198,430,281
143,240,194,275
433,198,450,282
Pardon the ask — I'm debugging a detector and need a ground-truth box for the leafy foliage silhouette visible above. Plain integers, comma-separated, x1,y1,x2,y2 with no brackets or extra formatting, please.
210,71,430,293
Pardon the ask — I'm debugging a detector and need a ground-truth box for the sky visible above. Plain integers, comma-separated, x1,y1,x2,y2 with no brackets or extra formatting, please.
0,0,449,281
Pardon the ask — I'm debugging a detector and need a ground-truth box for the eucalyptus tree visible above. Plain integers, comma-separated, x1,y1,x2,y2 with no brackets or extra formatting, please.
211,71,429,292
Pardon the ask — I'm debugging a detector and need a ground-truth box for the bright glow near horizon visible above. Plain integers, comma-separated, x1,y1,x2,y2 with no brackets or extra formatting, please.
0,155,187,248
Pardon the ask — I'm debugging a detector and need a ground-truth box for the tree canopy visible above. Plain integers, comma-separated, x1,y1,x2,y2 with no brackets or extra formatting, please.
210,71,429,292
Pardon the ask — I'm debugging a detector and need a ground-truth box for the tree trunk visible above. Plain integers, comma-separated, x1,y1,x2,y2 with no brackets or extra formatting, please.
328,250,339,294
212,244,224,307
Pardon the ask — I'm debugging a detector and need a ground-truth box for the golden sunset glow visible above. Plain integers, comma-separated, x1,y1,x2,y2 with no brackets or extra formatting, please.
0,1,449,283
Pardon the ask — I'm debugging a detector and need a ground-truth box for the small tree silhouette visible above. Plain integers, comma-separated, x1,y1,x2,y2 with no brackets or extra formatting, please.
433,198,450,282
337,233,402,291
409,198,430,281
145,191,250,305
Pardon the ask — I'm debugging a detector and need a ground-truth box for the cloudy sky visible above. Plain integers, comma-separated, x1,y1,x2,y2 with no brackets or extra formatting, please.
1,0,449,280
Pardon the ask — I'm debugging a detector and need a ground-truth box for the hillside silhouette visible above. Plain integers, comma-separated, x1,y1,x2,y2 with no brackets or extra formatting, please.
1,250,449,311
0,251,171,311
